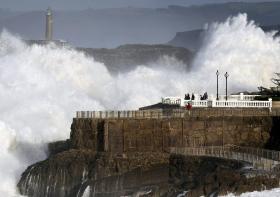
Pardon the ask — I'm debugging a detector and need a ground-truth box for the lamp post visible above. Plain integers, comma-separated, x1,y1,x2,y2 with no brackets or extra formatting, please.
216,70,219,100
224,72,229,100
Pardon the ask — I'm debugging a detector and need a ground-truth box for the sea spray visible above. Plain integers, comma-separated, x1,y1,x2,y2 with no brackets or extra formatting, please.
0,13,279,196
0,31,188,196
192,13,280,91
0,31,106,196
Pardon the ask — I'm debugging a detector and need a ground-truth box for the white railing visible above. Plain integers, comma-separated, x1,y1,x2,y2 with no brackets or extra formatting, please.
162,93,260,106
214,99,272,109
76,101,272,119
170,145,280,171
162,97,182,105
76,110,165,119
76,108,273,119
162,94,271,109
184,100,208,107
219,94,260,101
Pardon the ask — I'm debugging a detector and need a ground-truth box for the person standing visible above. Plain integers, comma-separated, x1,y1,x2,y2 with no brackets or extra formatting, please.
191,93,195,100
186,102,192,115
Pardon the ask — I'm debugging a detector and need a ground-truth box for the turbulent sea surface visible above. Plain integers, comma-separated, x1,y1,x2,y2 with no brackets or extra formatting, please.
0,13,279,196
223,188,280,197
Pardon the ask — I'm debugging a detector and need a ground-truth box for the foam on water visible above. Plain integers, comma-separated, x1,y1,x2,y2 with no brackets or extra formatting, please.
222,188,280,197
0,13,279,196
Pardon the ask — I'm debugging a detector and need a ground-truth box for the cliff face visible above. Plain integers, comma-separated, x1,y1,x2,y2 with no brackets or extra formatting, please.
167,29,204,51
169,155,279,197
168,25,280,51
77,44,193,73
17,111,277,197
265,116,280,150
18,149,169,197
18,150,97,197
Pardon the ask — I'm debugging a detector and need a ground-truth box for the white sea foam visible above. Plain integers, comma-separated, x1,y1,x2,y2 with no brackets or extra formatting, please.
192,13,280,92
221,188,280,197
81,186,91,197
0,13,279,196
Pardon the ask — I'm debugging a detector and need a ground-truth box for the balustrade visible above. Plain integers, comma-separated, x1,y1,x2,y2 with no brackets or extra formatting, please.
170,145,280,171
76,108,273,119
214,100,272,108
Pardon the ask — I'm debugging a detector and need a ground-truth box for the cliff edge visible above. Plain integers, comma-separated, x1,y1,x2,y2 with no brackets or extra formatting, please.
17,109,280,197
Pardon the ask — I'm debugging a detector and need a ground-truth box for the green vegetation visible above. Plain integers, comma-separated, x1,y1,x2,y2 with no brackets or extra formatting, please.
256,73,280,101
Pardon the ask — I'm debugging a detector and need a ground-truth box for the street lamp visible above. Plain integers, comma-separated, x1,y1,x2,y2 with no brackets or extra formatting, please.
224,72,229,100
216,70,219,100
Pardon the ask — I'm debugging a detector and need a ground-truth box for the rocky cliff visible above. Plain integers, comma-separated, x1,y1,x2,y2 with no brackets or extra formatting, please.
17,109,280,197
168,25,280,51
77,44,193,73
169,155,280,196
18,150,169,197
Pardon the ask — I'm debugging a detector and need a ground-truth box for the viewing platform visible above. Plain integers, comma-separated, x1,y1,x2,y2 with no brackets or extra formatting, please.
75,108,280,119
75,93,279,119
162,93,272,109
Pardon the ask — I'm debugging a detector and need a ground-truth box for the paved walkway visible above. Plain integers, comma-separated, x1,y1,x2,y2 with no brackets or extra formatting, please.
170,145,280,171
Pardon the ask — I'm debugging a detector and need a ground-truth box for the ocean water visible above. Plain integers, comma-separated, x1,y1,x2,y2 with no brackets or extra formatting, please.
0,13,279,196
222,188,280,197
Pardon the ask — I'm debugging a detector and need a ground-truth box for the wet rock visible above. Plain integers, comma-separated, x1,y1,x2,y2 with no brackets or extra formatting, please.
48,140,70,156
17,150,169,197
169,155,280,196
17,110,280,197
77,44,193,73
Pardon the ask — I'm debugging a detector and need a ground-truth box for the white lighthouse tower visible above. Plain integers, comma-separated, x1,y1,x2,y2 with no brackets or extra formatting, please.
45,7,53,41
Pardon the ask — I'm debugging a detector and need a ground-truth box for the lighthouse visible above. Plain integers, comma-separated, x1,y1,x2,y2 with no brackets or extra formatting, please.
25,7,67,46
45,7,53,41
24,7,67,46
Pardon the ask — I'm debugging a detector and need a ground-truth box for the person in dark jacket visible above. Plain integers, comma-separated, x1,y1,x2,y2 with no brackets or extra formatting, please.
191,93,195,100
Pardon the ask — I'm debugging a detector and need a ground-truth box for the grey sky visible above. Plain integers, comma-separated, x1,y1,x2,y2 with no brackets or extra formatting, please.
0,0,280,11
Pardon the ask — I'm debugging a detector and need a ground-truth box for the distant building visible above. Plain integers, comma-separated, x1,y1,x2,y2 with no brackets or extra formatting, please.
25,39,67,46
45,7,53,41
25,7,67,46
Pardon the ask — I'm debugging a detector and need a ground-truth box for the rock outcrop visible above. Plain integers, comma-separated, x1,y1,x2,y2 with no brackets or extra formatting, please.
265,116,280,150
168,25,280,51
17,109,280,197
169,155,280,196
77,44,193,73
17,149,169,197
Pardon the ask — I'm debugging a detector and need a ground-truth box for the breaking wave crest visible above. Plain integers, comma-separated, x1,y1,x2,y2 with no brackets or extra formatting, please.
193,13,280,91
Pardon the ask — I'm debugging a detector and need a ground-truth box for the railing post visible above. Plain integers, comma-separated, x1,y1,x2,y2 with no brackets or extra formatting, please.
269,98,272,112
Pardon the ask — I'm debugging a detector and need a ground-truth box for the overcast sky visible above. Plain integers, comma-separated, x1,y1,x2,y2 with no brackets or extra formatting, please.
0,0,280,11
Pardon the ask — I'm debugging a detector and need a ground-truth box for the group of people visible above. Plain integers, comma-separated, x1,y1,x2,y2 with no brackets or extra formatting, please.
184,93,195,100
184,92,208,101
200,92,208,100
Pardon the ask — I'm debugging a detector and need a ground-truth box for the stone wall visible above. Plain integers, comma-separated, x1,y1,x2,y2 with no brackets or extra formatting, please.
273,101,280,108
70,115,273,154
